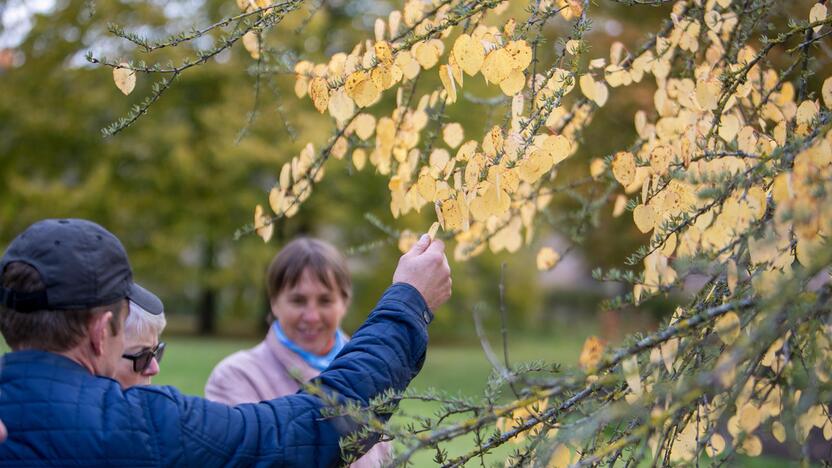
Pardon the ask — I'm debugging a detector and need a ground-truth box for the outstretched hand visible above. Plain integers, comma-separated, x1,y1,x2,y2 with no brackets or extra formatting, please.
392,234,452,311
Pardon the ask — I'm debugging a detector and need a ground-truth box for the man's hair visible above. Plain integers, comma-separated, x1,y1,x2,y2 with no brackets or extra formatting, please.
0,262,125,352
266,237,352,303
125,301,166,342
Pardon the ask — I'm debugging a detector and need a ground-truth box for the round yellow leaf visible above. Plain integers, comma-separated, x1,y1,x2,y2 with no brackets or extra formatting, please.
427,221,440,240
352,148,367,171
254,204,273,242
352,78,381,108
413,41,440,69
612,151,636,186
579,74,597,101
590,158,605,179
715,311,741,345
452,34,485,76
481,48,512,84
632,204,655,233
113,63,136,96
443,123,464,148
822,77,832,109
242,31,260,59
353,113,376,140
810,3,828,33
705,433,725,457
536,247,560,271
504,40,532,71
499,69,526,96
772,421,787,443
327,89,353,123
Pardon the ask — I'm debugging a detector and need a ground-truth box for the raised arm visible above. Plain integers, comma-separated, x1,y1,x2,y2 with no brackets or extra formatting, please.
143,235,451,467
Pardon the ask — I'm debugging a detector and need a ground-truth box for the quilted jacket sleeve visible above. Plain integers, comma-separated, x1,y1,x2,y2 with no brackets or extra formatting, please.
140,283,431,467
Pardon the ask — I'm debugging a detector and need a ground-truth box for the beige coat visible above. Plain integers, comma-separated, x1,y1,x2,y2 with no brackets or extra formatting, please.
204,328,390,467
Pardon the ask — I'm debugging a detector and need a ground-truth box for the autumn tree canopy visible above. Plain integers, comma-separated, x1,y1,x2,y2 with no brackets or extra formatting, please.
94,0,832,464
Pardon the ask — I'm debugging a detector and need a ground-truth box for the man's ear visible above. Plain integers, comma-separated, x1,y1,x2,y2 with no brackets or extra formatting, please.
88,311,114,356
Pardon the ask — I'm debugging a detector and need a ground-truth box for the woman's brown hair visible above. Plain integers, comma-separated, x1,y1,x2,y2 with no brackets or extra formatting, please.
266,237,352,304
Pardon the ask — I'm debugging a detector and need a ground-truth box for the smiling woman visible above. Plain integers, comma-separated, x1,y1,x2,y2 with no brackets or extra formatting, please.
204,237,391,467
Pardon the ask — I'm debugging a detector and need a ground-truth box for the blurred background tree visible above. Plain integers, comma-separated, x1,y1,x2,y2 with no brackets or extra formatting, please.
0,0,568,338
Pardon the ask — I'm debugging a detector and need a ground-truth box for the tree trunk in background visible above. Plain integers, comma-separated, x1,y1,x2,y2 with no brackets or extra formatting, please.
197,238,217,335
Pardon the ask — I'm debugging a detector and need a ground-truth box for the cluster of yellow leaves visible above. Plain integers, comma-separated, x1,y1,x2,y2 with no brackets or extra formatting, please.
599,0,832,306
256,143,324,241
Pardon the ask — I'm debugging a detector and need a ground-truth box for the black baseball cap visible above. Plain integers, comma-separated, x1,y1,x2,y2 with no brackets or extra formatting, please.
0,218,160,315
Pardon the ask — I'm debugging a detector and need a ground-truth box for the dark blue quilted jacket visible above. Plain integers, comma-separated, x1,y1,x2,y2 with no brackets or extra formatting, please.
0,283,431,466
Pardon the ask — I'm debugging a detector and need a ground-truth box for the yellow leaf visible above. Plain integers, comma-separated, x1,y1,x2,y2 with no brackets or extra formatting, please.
397,230,418,253
740,435,762,457
772,421,786,443
442,123,464,148
427,221,440,240
810,3,828,33
589,158,605,179
578,336,604,370
481,48,512,84
452,34,485,76
612,151,636,186
705,433,725,457
612,194,627,217
622,356,642,396
536,247,561,271
413,41,440,69
547,444,574,468
719,114,740,141
374,40,394,66
440,198,463,230
242,31,260,59
439,64,457,103
796,100,819,126
352,77,381,108
504,40,532,71
633,204,655,233
695,80,720,111
660,338,678,373
353,113,376,140
352,148,367,171
113,63,136,96
822,77,832,109
499,69,526,96
327,89,353,123
254,204,273,242
727,259,738,293
715,312,741,345
579,74,597,101
268,187,284,215
416,172,436,201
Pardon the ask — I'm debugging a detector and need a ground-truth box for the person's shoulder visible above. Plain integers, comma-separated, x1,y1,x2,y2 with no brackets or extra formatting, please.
208,341,270,381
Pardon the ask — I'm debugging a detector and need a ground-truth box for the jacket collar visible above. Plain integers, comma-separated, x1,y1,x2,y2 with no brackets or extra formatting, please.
263,327,321,383
0,349,91,379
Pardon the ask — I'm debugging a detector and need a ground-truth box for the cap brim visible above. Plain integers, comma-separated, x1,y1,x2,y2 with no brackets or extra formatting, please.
127,283,164,315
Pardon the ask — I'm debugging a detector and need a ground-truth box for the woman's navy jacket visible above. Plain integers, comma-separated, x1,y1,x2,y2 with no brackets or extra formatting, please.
0,284,431,466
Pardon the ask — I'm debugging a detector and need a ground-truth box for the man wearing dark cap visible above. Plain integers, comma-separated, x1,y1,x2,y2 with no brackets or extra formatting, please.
0,218,452,465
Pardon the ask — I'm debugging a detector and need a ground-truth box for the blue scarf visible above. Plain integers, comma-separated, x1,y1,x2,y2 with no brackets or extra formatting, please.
272,321,347,371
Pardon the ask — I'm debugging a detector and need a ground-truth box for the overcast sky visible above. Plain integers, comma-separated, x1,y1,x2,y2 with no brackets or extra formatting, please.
1,0,56,48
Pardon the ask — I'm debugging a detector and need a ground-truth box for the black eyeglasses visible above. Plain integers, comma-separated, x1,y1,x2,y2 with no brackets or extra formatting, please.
122,342,166,373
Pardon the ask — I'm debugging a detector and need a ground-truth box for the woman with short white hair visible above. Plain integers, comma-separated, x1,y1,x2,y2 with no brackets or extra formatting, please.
114,284,166,388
